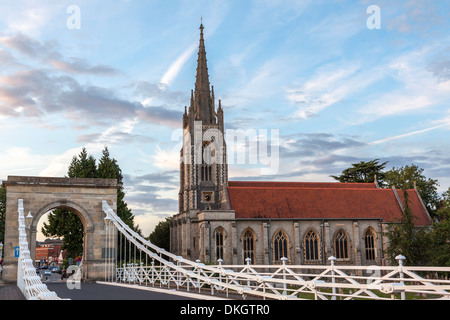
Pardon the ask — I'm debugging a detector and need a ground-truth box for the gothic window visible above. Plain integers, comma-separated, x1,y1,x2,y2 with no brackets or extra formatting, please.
201,164,212,181
334,229,350,260
364,228,376,261
304,230,321,262
215,227,225,261
242,228,255,264
272,230,289,263
201,142,212,181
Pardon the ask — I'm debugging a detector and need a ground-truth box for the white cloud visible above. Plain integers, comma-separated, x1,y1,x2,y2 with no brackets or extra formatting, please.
371,123,450,145
357,48,450,123
370,112,450,145
151,145,180,171
286,62,384,119
133,212,168,237
0,147,53,180
160,42,197,86
39,119,138,177
225,58,285,106
0,2,62,37
39,146,88,177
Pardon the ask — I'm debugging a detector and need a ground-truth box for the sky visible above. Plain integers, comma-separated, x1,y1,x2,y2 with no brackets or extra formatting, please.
0,0,450,239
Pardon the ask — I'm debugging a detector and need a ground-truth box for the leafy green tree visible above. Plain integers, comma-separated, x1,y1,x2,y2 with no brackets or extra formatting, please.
384,191,429,265
437,187,450,218
331,159,387,186
424,188,450,266
42,208,84,259
334,159,448,265
148,217,172,251
42,146,140,262
97,147,139,233
385,164,440,217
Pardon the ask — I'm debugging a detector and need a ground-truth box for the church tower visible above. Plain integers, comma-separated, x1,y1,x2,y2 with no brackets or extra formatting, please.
179,22,229,215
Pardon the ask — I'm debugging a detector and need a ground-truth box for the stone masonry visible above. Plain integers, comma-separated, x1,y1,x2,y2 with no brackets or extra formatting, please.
2,176,118,283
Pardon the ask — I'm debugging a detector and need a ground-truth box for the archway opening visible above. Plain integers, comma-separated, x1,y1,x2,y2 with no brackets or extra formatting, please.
33,206,85,280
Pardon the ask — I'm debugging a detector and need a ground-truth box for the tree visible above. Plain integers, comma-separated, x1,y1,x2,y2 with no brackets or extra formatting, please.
97,147,139,233
67,147,97,178
426,212,450,267
148,217,172,251
42,207,84,259
333,159,448,266
436,187,450,219
42,146,140,261
384,191,429,265
331,159,387,186
42,148,94,259
385,164,440,217
424,188,450,266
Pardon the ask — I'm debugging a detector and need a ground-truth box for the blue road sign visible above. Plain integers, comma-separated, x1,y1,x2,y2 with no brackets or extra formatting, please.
14,246,20,258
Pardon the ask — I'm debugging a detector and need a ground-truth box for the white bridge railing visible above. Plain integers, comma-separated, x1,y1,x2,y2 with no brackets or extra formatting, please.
102,201,450,300
17,199,65,300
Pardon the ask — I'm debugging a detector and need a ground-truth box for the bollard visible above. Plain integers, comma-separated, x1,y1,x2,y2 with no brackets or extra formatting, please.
281,257,288,295
395,255,406,300
328,256,337,300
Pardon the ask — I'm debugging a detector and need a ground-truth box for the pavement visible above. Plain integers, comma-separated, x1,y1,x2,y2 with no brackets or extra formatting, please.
0,283,26,300
46,281,226,300
0,280,231,300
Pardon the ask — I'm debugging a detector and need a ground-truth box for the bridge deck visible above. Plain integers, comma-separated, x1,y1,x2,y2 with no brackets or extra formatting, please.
45,282,228,300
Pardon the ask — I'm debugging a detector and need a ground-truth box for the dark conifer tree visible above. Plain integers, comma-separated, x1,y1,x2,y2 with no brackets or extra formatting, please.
42,146,140,264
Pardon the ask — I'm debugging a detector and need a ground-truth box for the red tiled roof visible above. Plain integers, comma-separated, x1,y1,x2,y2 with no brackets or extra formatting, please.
228,181,377,189
227,181,431,226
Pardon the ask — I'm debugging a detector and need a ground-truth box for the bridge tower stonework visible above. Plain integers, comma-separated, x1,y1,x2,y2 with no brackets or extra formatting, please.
2,176,118,283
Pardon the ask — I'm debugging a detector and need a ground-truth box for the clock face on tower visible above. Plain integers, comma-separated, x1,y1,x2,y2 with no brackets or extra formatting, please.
202,192,214,203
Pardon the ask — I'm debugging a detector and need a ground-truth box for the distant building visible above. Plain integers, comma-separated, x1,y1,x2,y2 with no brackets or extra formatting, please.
35,238,65,266
170,24,432,266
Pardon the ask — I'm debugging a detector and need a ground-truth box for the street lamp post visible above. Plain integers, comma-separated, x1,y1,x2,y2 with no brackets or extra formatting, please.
26,211,33,229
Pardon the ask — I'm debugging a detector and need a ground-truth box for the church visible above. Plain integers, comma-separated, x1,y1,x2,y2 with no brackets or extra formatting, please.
169,23,432,266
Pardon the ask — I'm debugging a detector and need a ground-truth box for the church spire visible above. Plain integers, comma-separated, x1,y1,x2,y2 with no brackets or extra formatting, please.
194,21,214,124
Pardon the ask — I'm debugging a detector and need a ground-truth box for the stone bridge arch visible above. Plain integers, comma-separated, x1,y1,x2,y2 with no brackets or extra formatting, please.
2,176,118,283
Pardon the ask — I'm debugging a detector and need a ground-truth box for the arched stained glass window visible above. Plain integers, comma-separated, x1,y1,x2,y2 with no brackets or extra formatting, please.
215,227,225,261
304,230,320,262
272,230,289,263
364,228,376,261
335,229,349,260
242,229,255,264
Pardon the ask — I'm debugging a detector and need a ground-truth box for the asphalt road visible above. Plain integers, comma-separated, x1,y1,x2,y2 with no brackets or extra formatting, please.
38,269,62,282
46,282,204,300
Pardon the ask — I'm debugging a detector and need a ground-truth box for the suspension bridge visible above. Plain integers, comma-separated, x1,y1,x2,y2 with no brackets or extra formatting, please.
9,199,450,300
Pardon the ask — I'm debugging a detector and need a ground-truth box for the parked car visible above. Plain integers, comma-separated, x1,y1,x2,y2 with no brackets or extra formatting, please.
44,270,52,276
51,267,61,273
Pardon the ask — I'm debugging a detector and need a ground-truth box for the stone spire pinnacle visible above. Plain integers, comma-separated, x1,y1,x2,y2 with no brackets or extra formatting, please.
194,21,214,123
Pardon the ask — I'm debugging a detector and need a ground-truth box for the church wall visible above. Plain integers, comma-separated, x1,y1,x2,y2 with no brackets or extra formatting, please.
171,215,389,267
